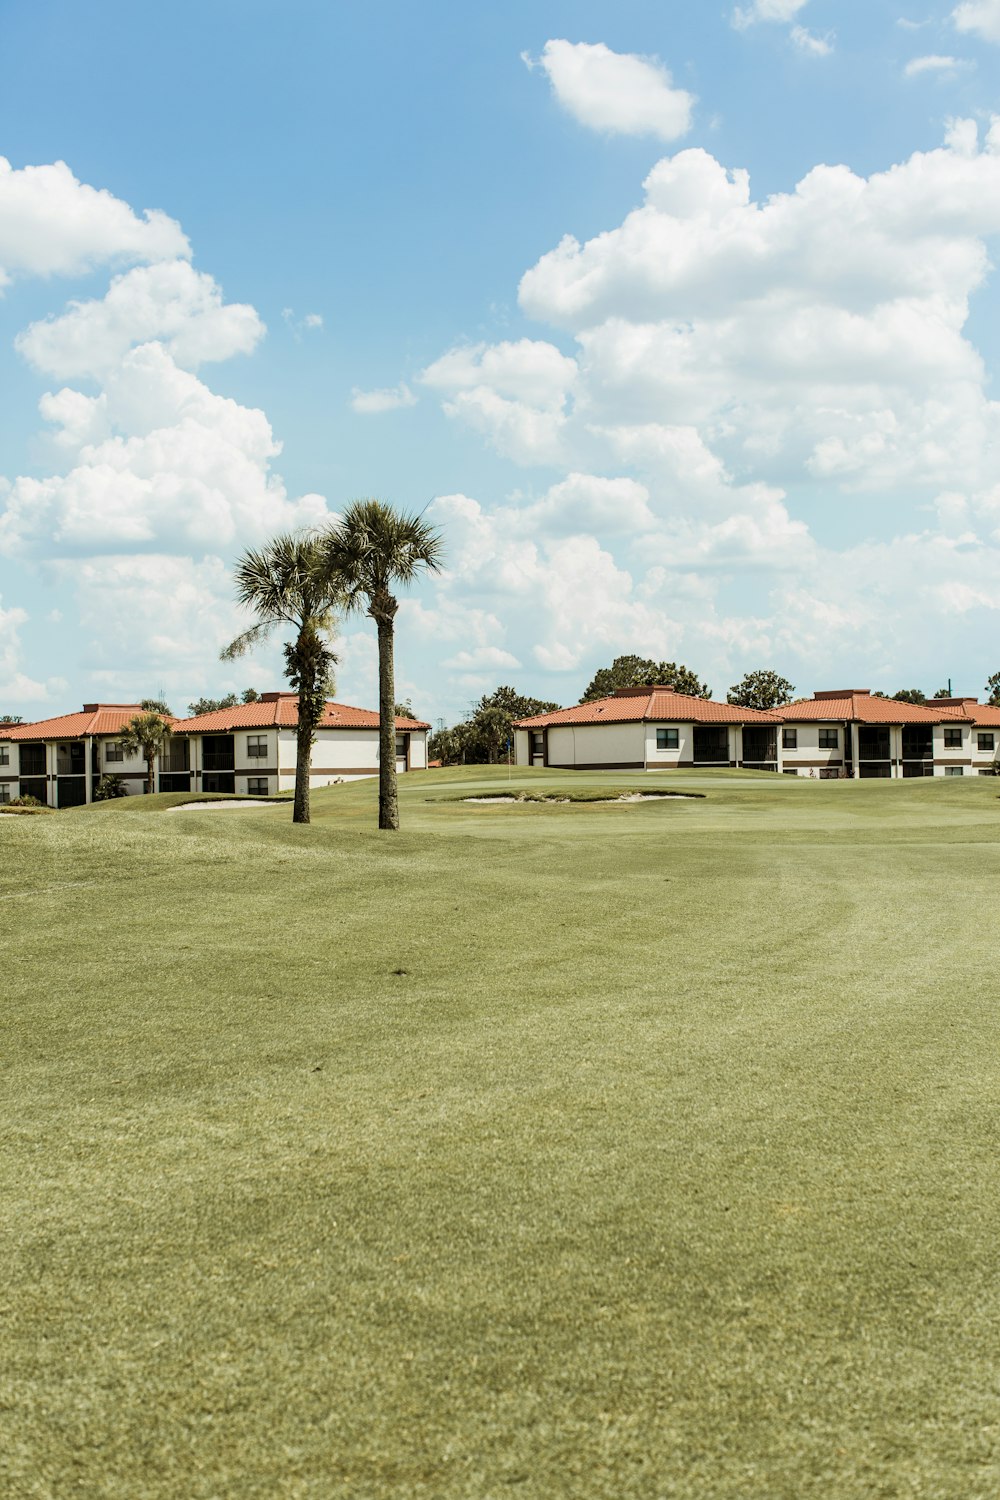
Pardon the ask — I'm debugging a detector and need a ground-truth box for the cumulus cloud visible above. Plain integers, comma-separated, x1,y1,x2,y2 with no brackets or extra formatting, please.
349,382,417,414
1,344,326,557
412,119,1000,703
0,157,188,289
525,39,694,141
952,0,1000,41
16,261,265,380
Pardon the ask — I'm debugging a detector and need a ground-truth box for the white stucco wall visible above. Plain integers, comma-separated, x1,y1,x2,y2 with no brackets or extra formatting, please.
546,721,647,768
775,723,846,776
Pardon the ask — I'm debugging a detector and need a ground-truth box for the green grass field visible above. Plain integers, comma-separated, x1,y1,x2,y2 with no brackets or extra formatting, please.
4,767,1000,1499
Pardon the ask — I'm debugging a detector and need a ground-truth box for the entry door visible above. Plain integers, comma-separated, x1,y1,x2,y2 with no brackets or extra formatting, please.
530,731,546,767
395,734,408,774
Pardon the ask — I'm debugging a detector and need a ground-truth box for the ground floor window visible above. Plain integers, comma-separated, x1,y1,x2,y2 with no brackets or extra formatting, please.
656,727,679,750
0,784,9,802
247,778,269,796
945,766,964,776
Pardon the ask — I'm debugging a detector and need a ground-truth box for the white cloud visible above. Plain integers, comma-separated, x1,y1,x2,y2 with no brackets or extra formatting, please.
0,597,66,702
349,382,417,414
904,53,973,75
420,338,577,464
732,0,809,31
1,343,327,556
0,157,188,289
790,26,834,55
16,261,264,380
526,39,694,141
952,0,1000,42
442,646,522,671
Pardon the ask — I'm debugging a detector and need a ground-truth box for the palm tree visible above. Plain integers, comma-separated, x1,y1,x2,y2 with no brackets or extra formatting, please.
320,500,443,830
118,711,172,796
221,533,340,825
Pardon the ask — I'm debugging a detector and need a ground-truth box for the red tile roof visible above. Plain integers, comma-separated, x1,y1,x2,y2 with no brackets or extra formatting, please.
515,687,782,729
931,697,1000,726
773,692,970,724
0,704,159,740
173,692,429,734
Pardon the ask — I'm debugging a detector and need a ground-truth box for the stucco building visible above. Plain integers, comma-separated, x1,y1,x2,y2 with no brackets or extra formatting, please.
0,693,429,805
514,687,1000,778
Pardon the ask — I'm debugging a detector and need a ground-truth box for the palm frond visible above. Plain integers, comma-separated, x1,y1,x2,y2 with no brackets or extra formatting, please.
220,620,277,662
320,498,443,604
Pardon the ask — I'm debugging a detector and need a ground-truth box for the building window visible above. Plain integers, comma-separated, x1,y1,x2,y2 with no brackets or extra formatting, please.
944,727,962,748
818,728,839,749
530,732,544,755
0,746,8,766
247,735,267,758
945,766,964,776
0,784,9,802
247,778,269,796
782,728,797,749
977,733,995,752
105,742,124,762
656,727,679,750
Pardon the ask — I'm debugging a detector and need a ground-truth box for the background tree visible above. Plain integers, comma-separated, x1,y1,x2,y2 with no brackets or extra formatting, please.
986,672,1000,707
141,697,173,716
580,655,710,703
394,698,415,718
727,670,795,710
0,714,23,724
321,500,443,831
187,688,261,717
429,687,560,765
892,688,927,705
932,687,954,699
222,534,340,825
118,711,172,796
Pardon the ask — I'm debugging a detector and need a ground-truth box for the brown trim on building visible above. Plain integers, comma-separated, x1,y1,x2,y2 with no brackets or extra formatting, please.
548,760,647,771
933,757,972,766
785,758,844,768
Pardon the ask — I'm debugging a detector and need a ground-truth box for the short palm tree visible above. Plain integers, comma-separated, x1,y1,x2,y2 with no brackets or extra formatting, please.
221,533,341,825
321,500,443,830
118,711,172,796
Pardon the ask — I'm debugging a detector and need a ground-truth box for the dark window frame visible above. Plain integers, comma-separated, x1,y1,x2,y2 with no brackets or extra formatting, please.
782,728,797,749
246,777,269,796
977,732,994,752
945,765,964,776
818,728,839,749
246,735,268,758
656,727,679,750
105,742,125,762
944,727,963,748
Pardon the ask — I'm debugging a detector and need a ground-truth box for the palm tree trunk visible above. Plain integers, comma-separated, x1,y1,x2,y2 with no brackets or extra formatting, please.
377,616,399,831
293,717,311,824
147,755,154,796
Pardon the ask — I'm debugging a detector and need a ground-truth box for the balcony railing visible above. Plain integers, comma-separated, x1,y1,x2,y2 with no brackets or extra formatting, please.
202,752,235,771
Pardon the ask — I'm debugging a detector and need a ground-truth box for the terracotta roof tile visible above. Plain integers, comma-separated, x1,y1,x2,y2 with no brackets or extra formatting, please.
774,692,972,724
0,705,163,740
515,688,781,729
173,693,429,733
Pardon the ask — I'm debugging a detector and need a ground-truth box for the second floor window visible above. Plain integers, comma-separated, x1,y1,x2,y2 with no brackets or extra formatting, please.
105,743,124,762
977,733,994,752
782,728,797,749
0,746,8,766
247,735,267,758
944,728,962,748
818,728,838,749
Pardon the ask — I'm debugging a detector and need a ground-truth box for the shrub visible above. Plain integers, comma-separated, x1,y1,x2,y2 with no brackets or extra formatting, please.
94,775,129,801
9,793,43,807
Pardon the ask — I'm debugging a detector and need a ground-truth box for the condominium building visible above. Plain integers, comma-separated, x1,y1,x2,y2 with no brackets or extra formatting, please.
0,694,429,806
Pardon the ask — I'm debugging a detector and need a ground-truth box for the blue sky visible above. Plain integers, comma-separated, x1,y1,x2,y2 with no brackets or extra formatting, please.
1,0,999,721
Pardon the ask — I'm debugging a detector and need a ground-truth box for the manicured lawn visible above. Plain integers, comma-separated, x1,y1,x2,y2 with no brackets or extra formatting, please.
3,768,1000,1498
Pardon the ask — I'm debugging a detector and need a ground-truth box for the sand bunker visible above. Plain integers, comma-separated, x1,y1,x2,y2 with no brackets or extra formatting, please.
167,799,283,813
462,791,698,805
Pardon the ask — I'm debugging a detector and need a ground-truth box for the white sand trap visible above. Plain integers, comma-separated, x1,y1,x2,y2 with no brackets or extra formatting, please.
462,792,690,805
167,799,284,813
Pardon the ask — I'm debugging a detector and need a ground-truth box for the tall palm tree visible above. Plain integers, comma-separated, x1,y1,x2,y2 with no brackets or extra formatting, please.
118,711,172,796
321,500,443,830
221,533,340,825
